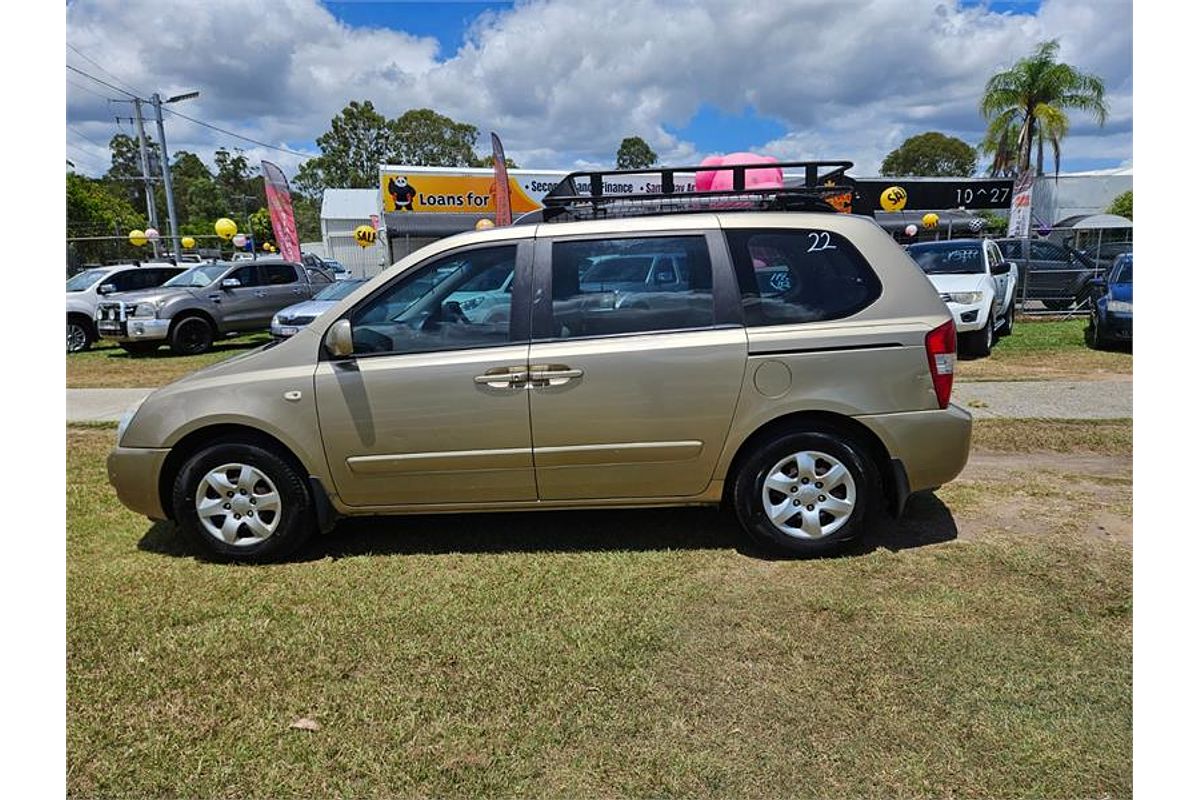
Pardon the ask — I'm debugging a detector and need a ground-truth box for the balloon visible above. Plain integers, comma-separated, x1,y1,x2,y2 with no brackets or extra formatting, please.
475,219,496,230
232,233,247,248
214,218,237,240
880,186,907,212
922,212,940,229
181,236,196,249
904,224,919,236
696,152,782,192
144,228,160,241
354,224,377,247
128,229,147,247
262,241,272,251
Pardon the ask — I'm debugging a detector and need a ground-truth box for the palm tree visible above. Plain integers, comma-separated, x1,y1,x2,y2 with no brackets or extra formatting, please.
979,40,1108,176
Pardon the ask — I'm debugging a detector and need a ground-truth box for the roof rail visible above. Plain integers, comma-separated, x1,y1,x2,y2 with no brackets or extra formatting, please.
533,159,857,223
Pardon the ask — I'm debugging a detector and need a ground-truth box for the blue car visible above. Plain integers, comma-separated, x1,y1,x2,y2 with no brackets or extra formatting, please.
1085,253,1132,349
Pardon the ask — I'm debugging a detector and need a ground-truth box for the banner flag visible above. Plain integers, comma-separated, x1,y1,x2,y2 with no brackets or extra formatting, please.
491,132,512,226
1006,169,1036,238
261,160,302,262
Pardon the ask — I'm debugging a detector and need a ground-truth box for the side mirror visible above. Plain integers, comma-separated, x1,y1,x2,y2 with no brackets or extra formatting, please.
97,283,117,295
221,277,241,289
325,319,354,358
993,261,1014,275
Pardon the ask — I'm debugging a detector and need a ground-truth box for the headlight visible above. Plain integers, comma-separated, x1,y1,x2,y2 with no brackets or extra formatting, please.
271,314,281,327
129,303,157,318
1107,300,1132,313
458,296,484,311
946,292,984,305
116,399,144,446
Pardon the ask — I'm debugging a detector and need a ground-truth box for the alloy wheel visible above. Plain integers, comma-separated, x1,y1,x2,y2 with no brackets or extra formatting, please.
67,322,88,353
760,450,857,539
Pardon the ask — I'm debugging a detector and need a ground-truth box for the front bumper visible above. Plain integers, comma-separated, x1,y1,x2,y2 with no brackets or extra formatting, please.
107,445,171,520
270,322,304,339
945,301,988,333
856,403,973,494
1101,312,1132,341
96,317,170,342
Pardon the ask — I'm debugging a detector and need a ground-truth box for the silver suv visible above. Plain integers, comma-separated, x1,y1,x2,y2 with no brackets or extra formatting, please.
95,260,331,355
107,162,970,561
66,263,186,353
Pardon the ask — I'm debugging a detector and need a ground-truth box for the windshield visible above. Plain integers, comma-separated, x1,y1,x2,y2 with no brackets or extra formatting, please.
163,264,228,287
314,279,367,301
66,268,110,292
1112,256,1132,284
908,243,986,275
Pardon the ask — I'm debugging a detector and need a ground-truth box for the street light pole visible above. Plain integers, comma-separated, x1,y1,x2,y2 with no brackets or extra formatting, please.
150,90,200,263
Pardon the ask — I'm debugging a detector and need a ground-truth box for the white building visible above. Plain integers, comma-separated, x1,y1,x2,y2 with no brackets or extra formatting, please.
319,189,382,278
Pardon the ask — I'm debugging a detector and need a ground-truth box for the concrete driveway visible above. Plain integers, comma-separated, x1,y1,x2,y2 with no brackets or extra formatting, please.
67,388,155,423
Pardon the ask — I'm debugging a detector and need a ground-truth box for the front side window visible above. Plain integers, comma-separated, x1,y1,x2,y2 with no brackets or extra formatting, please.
231,265,263,287
265,264,299,285
727,229,882,326
1030,241,1069,262
549,236,713,339
349,245,517,355
66,268,109,292
164,264,228,287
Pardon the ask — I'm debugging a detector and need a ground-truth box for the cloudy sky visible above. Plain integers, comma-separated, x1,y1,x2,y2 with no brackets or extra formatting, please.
64,0,1132,180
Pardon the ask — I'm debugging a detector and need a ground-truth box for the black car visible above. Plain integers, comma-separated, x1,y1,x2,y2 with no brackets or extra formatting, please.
996,237,1102,310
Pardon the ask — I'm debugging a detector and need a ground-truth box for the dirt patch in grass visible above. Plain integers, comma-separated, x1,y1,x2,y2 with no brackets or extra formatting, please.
67,334,270,388
67,424,1130,798
973,418,1132,455
959,318,1132,382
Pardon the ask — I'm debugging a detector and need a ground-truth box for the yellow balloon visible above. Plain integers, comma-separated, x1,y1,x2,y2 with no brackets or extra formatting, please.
214,218,238,240
880,185,908,212
181,236,196,249
128,229,147,247
475,218,496,230
922,212,940,229
354,224,377,248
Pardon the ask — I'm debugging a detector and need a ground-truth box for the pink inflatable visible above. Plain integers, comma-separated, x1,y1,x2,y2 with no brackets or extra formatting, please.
696,152,783,192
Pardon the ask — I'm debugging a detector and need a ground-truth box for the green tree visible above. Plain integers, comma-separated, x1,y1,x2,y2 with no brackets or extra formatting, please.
66,171,143,263
295,100,405,194
980,39,1108,176
978,121,1021,178
1108,190,1132,220
104,133,160,216
616,136,657,169
249,207,274,248
391,108,479,167
880,132,977,177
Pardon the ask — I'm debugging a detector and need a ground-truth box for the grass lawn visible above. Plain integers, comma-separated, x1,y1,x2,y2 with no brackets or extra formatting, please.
67,421,1131,798
958,317,1132,382
67,333,272,389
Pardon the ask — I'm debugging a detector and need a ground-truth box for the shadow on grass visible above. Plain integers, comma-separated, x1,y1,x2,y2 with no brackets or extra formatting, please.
137,491,958,562
87,337,269,360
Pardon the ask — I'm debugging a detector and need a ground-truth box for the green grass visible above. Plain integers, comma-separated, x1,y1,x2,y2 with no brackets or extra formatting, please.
68,333,271,388
67,425,1131,798
959,318,1132,382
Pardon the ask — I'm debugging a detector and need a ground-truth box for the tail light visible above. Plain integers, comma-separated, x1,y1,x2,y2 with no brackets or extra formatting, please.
924,319,957,409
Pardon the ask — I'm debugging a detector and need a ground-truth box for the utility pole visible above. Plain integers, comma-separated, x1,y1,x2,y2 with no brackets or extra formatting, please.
132,99,162,260
150,93,182,262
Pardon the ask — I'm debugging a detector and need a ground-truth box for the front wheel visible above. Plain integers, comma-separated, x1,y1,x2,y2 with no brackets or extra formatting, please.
1085,315,1110,350
171,441,315,562
961,313,994,358
732,430,878,557
169,315,215,355
997,302,1015,337
67,320,93,353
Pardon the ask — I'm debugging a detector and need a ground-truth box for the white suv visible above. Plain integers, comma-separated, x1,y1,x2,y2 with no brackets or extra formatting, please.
66,263,186,353
907,239,1016,357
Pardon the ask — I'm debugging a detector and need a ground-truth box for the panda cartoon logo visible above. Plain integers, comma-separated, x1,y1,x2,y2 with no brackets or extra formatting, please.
388,175,417,211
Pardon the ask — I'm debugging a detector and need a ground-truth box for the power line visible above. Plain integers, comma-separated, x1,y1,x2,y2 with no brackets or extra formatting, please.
66,43,146,97
158,105,317,159
66,78,114,103
65,63,137,99
67,124,110,152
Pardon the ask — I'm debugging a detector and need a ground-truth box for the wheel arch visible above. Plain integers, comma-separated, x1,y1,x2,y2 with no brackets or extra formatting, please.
158,423,311,522
722,409,903,516
168,308,218,335
67,310,97,338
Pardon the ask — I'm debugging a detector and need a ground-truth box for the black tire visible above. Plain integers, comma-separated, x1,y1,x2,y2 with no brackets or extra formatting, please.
1084,315,1110,350
169,315,215,355
732,429,879,557
961,313,994,357
120,342,161,356
997,302,1015,337
171,441,315,562
67,318,93,353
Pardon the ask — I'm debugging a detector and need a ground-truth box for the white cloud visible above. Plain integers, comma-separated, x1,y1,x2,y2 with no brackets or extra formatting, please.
66,0,1132,179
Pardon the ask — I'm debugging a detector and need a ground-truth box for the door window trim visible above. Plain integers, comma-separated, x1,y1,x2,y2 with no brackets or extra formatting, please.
319,238,534,362
529,229,741,343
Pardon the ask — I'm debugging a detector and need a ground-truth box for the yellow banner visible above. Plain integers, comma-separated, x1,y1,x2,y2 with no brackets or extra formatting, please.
381,173,541,214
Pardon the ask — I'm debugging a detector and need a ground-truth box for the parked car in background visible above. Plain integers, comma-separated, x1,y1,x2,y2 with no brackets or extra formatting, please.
271,278,368,339
996,237,1101,310
66,262,187,353
95,260,331,355
1086,252,1132,349
907,239,1015,357
1080,240,1134,272
324,259,353,280
107,192,972,563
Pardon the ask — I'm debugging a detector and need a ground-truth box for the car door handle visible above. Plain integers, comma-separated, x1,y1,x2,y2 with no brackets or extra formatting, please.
207,293,221,302
254,290,267,298
474,366,528,388
528,365,583,387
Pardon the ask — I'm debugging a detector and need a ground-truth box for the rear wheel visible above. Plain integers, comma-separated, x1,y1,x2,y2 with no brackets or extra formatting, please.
171,441,315,562
67,319,93,353
120,342,161,356
169,315,214,355
732,430,878,557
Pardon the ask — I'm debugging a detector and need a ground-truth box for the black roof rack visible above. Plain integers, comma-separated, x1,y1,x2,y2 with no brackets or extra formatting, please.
529,160,858,223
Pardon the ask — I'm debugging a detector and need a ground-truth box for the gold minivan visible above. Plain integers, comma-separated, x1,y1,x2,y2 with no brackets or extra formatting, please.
108,167,970,561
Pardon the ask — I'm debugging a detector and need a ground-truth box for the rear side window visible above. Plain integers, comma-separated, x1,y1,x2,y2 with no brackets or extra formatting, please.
549,236,714,339
725,229,881,326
